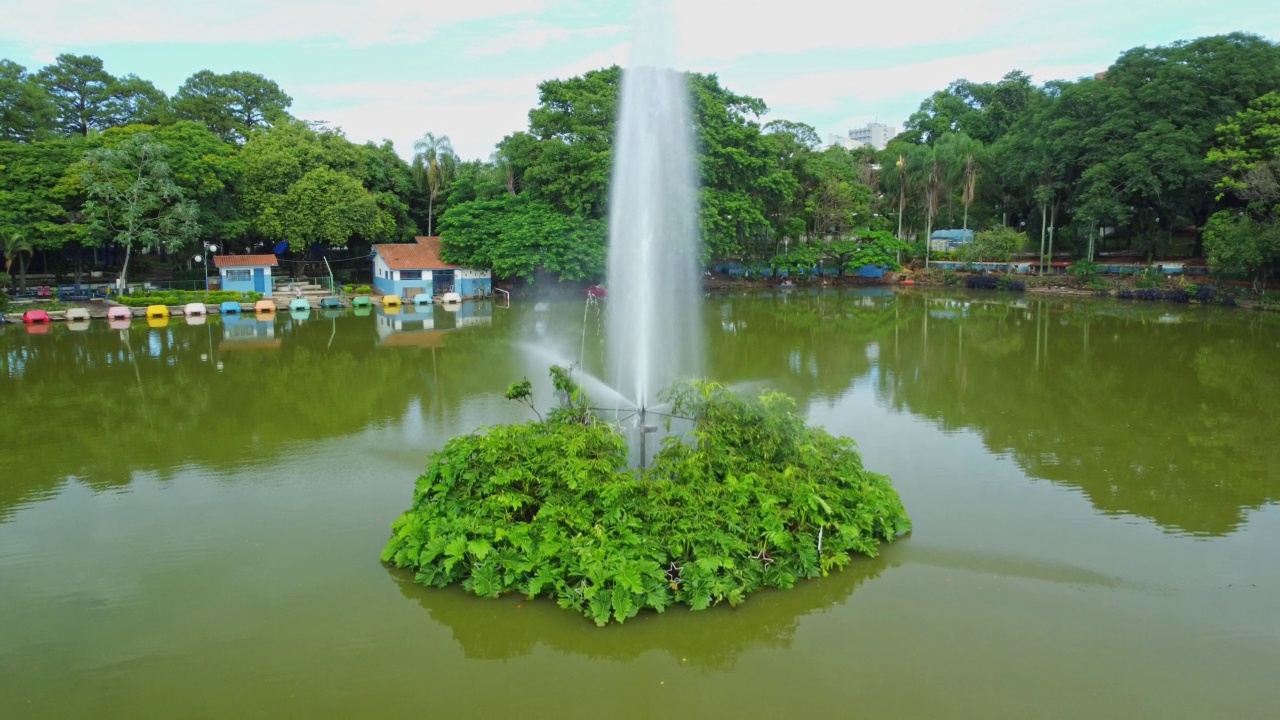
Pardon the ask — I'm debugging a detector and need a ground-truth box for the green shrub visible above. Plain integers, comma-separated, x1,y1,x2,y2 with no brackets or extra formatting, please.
118,289,260,307
343,284,355,294
1135,267,1162,289
354,285,371,295
1069,260,1098,284
958,227,1029,263
382,368,911,626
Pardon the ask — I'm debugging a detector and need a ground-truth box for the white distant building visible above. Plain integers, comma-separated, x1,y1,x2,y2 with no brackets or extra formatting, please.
828,122,899,152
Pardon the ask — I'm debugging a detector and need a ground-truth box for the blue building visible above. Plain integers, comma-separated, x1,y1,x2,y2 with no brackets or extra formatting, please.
929,229,976,252
213,255,278,297
372,236,492,300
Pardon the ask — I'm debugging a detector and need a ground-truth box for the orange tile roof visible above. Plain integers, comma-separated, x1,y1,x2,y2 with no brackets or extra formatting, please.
213,254,278,268
374,237,458,270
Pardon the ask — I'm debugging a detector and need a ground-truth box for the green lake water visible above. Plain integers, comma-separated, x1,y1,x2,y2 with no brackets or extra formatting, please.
2,291,1278,718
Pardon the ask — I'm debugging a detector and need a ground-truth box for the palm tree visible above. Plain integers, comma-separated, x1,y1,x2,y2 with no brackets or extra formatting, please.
490,149,517,196
412,133,459,236
961,152,979,234
936,133,983,237
3,232,33,290
909,145,946,268
895,152,908,244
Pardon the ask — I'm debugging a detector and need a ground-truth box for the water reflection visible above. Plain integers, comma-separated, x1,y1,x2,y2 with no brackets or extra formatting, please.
2,293,1277,536
390,553,892,670
0,303,510,523
869,294,1280,537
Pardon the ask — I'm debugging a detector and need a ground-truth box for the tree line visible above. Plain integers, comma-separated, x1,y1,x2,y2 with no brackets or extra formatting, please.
2,33,1279,289
0,54,435,287
425,31,1280,287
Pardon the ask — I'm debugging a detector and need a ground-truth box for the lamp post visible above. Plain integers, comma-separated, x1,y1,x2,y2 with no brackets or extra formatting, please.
195,243,218,292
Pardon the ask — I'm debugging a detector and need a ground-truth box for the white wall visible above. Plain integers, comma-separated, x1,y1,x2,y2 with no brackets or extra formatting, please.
456,268,491,280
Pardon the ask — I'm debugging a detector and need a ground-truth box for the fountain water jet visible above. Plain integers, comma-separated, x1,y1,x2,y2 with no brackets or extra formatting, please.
606,0,702,410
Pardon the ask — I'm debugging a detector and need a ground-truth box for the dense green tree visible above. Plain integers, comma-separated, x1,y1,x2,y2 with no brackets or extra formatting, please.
439,194,605,281
1204,92,1280,288
37,54,118,136
172,70,292,143
79,132,200,286
958,226,1029,263
520,67,620,219
0,60,55,141
1206,91,1280,202
257,166,392,251
0,137,87,277
110,75,168,126
1203,214,1280,290
690,73,783,258
902,71,1042,146
356,140,420,243
236,121,417,250
99,122,245,244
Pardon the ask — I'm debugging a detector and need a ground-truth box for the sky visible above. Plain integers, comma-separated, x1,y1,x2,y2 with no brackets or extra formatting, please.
1,0,1276,160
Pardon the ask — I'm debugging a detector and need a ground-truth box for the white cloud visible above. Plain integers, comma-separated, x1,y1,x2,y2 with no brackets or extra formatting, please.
1,0,559,46
464,22,625,58
755,46,1099,113
671,0,1024,61
308,97,536,162
294,42,633,161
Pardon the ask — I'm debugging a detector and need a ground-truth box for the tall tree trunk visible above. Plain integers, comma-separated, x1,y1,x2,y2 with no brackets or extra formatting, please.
18,253,28,289
925,214,933,269
1039,202,1048,275
896,186,905,265
119,244,133,290
427,194,434,236
1047,203,1058,276
962,203,969,235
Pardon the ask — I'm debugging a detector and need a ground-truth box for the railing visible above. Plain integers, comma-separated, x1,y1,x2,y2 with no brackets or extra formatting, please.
274,276,336,292
494,288,511,309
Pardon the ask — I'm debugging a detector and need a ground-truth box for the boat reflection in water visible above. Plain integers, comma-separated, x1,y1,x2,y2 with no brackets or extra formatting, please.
220,314,280,352
376,299,493,348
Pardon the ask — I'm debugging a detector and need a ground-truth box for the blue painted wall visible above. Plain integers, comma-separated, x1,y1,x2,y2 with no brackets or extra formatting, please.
373,275,396,295
457,277,492,297
220,268,273,297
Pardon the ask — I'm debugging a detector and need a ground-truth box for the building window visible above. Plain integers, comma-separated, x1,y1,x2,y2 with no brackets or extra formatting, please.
225,269,251,282
401,270,421,280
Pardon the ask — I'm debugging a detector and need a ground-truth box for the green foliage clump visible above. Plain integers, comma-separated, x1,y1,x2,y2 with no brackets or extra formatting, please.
352,285,371,295
438,194,606,282
958,226,1028,263
382,370,910,626
115,289,260,306
1069,260,1098,284
768,244,821,275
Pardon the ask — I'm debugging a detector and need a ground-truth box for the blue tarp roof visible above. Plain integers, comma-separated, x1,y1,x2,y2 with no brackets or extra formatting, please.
930,229,975,241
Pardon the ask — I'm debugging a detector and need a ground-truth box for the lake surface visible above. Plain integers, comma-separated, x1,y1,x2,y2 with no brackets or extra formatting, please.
2,291,1278,718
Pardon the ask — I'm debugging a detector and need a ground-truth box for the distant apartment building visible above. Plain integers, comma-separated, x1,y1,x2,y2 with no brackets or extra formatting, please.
827,122,900,152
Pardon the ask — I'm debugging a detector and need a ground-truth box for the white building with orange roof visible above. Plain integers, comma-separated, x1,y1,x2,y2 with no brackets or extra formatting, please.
371,236,492,300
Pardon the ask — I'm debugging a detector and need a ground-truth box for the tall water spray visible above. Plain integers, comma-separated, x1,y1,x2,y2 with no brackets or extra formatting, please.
607,1,702,409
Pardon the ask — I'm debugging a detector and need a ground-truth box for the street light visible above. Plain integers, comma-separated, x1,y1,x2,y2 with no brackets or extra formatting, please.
195,243,218,292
